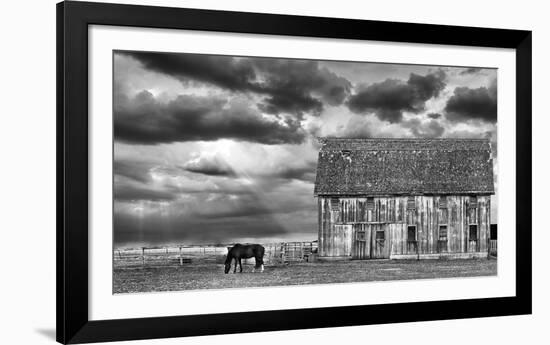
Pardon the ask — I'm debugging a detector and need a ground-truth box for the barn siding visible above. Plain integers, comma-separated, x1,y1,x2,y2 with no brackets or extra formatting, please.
318,195,491,259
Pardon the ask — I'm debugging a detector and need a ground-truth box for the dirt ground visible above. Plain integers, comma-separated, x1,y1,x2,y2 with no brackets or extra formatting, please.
113,258,497,293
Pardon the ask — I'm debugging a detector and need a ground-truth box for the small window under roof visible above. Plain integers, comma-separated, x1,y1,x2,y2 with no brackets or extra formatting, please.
407,196,416,210
366,197,374,210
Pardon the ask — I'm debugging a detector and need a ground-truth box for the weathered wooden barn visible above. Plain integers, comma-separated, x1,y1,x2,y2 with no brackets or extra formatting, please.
313,138,494,260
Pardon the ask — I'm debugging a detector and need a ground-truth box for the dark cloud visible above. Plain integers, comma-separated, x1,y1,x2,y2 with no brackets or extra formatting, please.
118,51,351,117
346,70,446,123
181,155,236,177
254,59,351,116
427,112,442,119
118,51,258,92
114,90,307,145
115,185,177,202
445,81,497,122
114,160,153,183
460,67,483,75
181,153,316,182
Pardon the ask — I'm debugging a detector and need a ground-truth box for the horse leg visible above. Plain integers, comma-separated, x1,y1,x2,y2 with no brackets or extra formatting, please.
254,256,261,273
233,258,237,273
257,255,264,273
239,258,243,273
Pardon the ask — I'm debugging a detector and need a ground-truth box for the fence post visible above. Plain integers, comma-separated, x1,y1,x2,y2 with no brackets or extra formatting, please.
179,246,182,266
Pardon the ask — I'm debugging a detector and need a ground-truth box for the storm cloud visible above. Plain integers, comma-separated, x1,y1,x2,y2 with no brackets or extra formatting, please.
120,51,351,117
427,112,442,119
114,160,154,183
445,81,497,122
114,90,306,145
181,151,317,183
346,70,446,123
118,51,258,92
182,154,236,177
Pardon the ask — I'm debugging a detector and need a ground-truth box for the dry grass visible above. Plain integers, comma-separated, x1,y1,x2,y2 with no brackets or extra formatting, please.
113,258,497,294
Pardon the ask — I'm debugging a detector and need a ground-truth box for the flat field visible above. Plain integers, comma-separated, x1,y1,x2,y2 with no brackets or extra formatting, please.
113,258,497,293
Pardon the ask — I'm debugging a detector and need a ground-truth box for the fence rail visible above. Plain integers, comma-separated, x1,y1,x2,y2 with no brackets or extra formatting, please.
114,241,318,268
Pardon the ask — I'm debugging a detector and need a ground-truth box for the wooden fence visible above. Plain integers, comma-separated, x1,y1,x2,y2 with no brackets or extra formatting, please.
114,241,318,268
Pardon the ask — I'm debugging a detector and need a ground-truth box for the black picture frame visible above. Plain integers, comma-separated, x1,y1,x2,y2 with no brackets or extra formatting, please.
56,1,532,343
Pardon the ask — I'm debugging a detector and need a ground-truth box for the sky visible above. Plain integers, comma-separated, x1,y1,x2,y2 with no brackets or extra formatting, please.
113,51,498,248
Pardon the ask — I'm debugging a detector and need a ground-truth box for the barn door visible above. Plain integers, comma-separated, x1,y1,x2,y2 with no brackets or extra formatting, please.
352,224,390,259
333,224,353,257
371,224,390,259
467,225,479,252
352,224,371,259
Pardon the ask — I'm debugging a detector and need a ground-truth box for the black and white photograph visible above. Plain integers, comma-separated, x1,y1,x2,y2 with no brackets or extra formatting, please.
3,0,545,344
113,51,498,293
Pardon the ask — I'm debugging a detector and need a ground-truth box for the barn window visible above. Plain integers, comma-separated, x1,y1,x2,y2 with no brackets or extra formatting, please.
376,230,385,241
407,196,416,210
469,225,478,240
439,196,448,209
330,198,340,210
439,225,448,240
469,196,478,208
407,226,417,241
366,197,375,210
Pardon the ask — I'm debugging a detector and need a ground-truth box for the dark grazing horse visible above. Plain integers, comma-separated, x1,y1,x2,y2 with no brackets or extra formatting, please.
224,244,265,274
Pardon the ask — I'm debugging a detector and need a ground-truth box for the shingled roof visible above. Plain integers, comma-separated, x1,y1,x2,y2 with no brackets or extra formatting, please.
314,138,494,196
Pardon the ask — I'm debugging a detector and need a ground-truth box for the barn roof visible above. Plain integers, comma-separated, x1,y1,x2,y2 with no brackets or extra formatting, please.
314,138,494,196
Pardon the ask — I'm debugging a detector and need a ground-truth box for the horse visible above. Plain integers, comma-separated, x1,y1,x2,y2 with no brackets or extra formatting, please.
224,243,265,274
